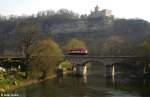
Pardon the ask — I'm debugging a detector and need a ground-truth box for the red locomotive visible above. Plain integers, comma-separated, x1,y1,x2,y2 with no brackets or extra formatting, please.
69,48,88,55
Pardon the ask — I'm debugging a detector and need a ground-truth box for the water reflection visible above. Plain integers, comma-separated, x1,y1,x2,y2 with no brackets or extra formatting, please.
10,63,150,97
83,75,87,83
13,75,150,97
112,64,115,85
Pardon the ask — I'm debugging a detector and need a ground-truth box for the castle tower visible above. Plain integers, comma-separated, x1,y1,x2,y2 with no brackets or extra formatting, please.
89,0,112,18
95,5,99,12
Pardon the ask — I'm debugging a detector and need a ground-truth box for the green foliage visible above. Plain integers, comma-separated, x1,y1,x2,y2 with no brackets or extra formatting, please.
0,74,4,80
60,60,72,69
65,38,86,51
0,72,26,90
0,73,15,87
29,38,64,79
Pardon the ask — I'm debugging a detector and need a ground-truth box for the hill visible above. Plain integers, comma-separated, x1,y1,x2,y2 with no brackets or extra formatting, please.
0,9,150,56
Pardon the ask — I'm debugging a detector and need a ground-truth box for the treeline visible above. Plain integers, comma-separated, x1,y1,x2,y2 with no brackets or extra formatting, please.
52,19,150,56
0,9,150,56
0,9,80,55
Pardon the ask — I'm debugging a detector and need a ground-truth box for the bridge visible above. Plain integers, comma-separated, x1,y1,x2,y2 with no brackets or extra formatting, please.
0,55,150,78
64,55,150,77
65,55,150,65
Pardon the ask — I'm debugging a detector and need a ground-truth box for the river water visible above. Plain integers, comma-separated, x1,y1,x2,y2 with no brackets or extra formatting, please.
14,72,150,97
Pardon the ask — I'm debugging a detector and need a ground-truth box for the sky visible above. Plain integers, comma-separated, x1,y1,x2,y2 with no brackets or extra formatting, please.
0,0,150,22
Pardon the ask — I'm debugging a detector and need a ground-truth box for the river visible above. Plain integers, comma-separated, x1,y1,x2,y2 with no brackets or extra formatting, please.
11,64,150,97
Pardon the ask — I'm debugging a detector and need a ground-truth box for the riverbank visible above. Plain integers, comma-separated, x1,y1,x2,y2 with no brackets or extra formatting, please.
0,75,56,92
0,70,72,92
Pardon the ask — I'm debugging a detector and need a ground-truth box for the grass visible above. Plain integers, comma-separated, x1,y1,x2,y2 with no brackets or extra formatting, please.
0,71,26,91
0,71,59,92
0,63,72,92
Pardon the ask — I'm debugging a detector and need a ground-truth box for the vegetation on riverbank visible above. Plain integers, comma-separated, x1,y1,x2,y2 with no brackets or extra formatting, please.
0,8,150,93
0,37,85,92
0,71,26,91
0,54,74,92
0,69,72,92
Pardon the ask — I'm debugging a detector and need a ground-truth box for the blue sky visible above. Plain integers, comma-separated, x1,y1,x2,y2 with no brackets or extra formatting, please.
0,0,150,22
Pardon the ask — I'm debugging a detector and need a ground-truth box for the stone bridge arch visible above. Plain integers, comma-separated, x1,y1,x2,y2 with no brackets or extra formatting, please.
81,60,107,77
64,55,150,77
72,60,117,77
82,60,105,66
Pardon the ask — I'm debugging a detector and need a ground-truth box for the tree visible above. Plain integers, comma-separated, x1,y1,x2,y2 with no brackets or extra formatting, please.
138,42,150,56
57,9,79,19
15,19,42,77
29,38,64,79
65,38,86,51
101,36,126,56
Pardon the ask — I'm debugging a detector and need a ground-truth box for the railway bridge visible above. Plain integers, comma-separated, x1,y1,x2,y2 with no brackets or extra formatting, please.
65,55,150,77
0,55,150,78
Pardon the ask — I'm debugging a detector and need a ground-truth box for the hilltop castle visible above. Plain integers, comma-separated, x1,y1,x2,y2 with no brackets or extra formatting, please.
89,5,112,18
50,6,114,33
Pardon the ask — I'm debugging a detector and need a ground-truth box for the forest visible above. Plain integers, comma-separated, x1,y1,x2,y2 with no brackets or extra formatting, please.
0,8,150,56
0,9,150,90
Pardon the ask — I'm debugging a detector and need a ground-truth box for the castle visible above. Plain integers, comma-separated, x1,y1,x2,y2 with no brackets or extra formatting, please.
89,5,112,18
50,5,114,33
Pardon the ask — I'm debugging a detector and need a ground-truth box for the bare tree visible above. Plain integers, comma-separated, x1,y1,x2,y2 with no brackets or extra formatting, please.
16,19,42,77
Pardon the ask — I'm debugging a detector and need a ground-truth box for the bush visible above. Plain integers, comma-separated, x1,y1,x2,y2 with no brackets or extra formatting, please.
60,60,72,70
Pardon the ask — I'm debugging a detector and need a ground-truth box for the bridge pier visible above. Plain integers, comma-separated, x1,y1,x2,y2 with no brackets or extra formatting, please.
73,64,87,76
106,64,116,82
73,63,116,78
143,64,149,74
